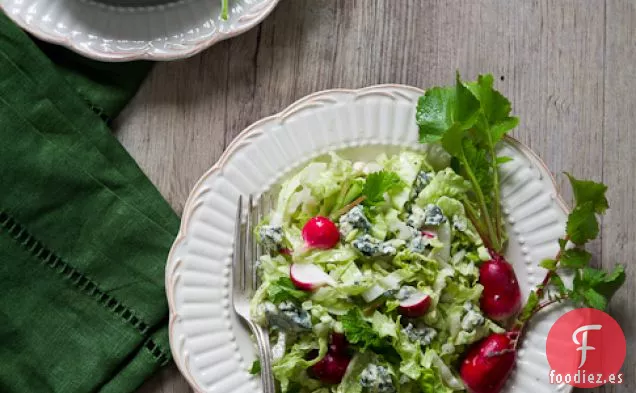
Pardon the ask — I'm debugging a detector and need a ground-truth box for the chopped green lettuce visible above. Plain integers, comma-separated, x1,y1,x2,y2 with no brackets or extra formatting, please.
379,151,426,209
272,334,329,392
253,151,503,393
415,168,470,207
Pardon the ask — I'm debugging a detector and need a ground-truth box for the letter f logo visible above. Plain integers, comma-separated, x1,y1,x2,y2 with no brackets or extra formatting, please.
572,325,602,368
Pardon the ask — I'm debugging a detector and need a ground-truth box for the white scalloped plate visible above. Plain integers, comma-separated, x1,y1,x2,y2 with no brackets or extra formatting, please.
0,0,278,61
166,85,573,393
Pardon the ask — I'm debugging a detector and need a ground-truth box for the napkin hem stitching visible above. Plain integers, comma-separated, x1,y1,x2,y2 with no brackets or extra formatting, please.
79,95,112,126
0,210,170,365
144,332,170,366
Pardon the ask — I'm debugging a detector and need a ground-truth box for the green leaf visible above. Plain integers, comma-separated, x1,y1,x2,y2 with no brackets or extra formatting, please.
565,173,609,214
551,273,567,294
463,73,517,142
566,202,599,245
558,238,568,250
341,309,387,350
416,87,456,143
267,277,310,304
519,291,539,322
249,359,261,375
454,72,482,126
490,117,519,142
577,267,603,287
583,288,607,310
362,170,404,207
560,248,592,269
590,265,626,301
496,156,514,165
418,73,519,254
416,73,481,144
540,258,558,271
572,265,626,310
440,123,466,157
343,179,364,205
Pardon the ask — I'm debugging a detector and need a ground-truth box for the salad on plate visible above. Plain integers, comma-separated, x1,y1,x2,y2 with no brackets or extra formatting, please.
247,74,625,393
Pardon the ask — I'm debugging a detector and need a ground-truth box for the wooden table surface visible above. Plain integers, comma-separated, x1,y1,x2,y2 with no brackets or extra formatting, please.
113,1,634,392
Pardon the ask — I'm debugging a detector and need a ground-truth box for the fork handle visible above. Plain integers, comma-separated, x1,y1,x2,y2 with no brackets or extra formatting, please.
249,321,276,393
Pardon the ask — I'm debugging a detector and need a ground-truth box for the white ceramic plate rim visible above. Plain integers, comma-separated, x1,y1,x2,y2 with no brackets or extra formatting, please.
0,0,279,61
166,84,573,393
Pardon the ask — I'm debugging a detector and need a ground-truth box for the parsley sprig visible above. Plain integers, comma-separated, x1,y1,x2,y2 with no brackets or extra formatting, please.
330,170,403,218
267,277,310,304
341,309,389,350
416,73,518,252
362,170,403,207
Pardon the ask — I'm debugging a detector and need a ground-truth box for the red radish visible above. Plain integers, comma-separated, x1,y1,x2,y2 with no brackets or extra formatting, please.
479,253,521,320
460,333,516,393
309,351,351,384
398,291,432,318
290,263,336,290
302,216,340,249
422,231,437,238
328,333,348,354
309,333,351,384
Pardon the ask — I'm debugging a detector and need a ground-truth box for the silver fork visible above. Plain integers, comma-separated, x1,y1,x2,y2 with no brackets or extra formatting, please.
232,195,276,393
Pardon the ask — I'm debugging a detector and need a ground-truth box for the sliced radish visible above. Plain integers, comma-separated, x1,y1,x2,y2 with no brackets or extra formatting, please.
290,263,336,291
398,291,432,318
422,230,437,238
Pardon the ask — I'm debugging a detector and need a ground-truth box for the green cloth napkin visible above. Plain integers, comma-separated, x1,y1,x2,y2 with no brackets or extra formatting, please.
0,11,180,393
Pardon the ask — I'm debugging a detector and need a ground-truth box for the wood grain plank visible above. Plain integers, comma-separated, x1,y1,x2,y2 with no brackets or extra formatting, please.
109,1,632,392
115,41,233,215
600,1,635,392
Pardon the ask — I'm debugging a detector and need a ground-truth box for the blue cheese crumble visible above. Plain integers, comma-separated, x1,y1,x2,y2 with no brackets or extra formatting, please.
412,171,433,197
271,331,288,361
359,364,395,393
461,301,485,331
441,343,455,355
339,205,371,237
352,234,397,257
407,204,446,229
408,232,434,253
258,225,284,250
406,206,426,229
403,323,437,346
264,301,312,332
395,286,418,301
452,214,468,232
423,204,446,226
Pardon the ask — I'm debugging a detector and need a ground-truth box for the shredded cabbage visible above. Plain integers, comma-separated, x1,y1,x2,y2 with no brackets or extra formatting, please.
251,152,502,393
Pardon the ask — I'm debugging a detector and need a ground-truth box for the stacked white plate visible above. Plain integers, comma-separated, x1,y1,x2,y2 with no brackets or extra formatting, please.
0,0,279,61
